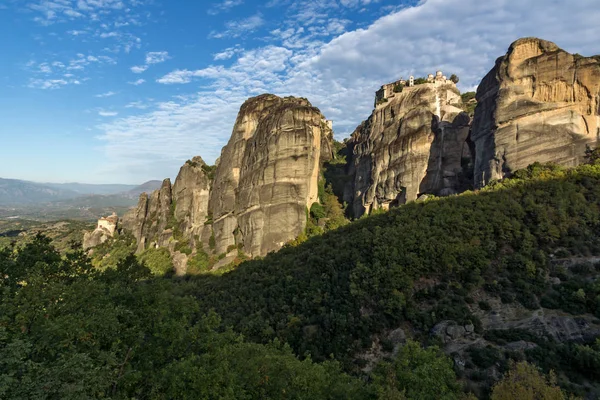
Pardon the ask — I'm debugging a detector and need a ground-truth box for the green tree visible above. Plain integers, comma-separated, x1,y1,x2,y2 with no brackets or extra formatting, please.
372,340,461,400
138,247,173,275
490,361,570,400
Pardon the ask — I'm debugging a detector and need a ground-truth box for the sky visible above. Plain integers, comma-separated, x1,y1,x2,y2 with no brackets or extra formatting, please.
1,0,599,184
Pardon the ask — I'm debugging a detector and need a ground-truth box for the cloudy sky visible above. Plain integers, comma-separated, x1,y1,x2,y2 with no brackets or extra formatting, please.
1,0,599,184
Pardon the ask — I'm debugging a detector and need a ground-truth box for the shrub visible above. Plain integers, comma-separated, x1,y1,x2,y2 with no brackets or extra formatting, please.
137,247,173,276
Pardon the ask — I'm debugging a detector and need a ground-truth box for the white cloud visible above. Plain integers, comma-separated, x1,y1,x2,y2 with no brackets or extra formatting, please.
28,79,69,89
208,0,243,15
210,14,264,38
213,46,244,60
125,101,149,109
96,0,600,183
145,51,170,64
131,65,148,73
128,78,146,85
95,91,117,98
99,110,119,117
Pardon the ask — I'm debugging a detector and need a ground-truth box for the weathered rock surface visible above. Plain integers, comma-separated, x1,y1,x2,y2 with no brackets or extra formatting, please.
172,157,212,246
472,37,600,187
119,94,333,269
345,83,470,217
208,94,333,257
122,178,173,253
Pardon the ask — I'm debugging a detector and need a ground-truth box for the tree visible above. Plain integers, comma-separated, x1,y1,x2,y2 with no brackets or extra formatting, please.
393,83,404,93
584,145,600,165
371,340,461,400
450,74,459,84
490,361,568,400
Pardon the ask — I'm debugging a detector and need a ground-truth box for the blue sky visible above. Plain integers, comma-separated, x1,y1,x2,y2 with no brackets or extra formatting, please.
1,0,599,184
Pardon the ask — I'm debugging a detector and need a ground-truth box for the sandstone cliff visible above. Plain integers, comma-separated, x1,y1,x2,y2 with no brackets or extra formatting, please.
471,37,600,187
345,83,471,217
121,94,333,269
209,94,333,257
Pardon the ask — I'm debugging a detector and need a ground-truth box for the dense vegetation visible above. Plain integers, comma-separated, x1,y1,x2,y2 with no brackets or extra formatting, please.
0,219,94,254
4,159,600,397
0,235,476,399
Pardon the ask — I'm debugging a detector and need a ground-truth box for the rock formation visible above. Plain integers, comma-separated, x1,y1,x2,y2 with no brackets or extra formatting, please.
471,37,600,187
208,94,333,257
120,94,334,269
104,37,600,269
83,213,119,250
344,81,471,217
122,178,174,253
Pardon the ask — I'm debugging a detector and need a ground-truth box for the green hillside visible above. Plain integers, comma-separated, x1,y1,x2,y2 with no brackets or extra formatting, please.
3,160,600,398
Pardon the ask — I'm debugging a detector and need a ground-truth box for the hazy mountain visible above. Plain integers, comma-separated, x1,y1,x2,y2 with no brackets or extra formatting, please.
43,182,138,195
0,178,162,209
0,178,80,205
119,180,163,199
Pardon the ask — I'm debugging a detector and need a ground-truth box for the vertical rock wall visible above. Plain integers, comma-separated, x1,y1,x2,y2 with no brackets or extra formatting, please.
345,83,470,217
122,94,333,261
471,37,600,187
209,94,333,257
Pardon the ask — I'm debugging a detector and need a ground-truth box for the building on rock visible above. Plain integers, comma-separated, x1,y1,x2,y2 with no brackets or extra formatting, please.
375,70,456,107
83,213,119,250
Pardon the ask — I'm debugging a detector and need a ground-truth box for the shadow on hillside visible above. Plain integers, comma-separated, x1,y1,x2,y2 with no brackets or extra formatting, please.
419,111,473,197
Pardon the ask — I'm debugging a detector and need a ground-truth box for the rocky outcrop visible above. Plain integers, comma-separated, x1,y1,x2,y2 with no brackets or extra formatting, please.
122,158,212,254
209,94,333,257
122,178,173,253
83,213,118,250
119,94,333,268
472,37,600,187
345,83,471,217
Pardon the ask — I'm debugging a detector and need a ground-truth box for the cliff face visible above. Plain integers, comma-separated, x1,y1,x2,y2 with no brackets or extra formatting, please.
209,94,333,257
471,38,600,187
121,94,333,266
345,83,470,217
122,178,174,253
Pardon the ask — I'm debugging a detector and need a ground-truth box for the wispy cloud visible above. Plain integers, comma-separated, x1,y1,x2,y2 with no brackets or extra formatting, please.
128,78,146,85
99,110,119,117
129,51,170,74
26,53,115,89
209,14,264,38
145,51,170,64
207,0,244,15
95,91,117,98
213,46,244,60
98,0,600,184
131,65,148,73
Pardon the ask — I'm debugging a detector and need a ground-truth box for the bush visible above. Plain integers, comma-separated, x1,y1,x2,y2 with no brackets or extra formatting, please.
138,247,173,276
187,249,211,274
310,202,326,220
491,361,566,400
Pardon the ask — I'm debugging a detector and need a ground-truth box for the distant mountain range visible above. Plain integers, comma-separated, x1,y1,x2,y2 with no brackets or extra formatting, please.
0,178,162,207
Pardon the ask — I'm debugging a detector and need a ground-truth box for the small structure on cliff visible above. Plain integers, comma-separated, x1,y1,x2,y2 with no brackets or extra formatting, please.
83,212,119,250
375,70,456,107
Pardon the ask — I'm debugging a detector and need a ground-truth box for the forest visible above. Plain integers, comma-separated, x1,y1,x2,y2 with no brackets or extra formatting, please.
4,158,600,398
